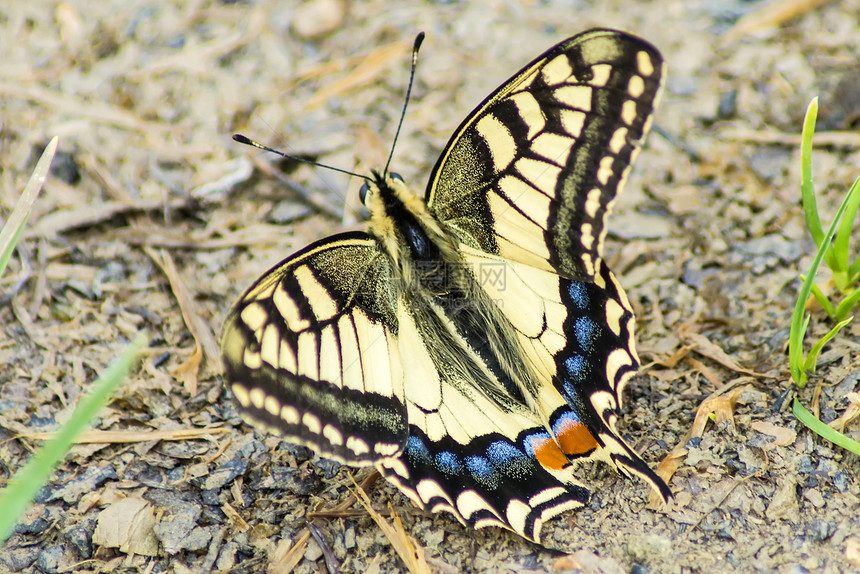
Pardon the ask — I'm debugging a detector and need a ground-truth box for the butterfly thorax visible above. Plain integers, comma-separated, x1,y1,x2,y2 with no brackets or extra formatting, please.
363,170,464,297
361,170,543,414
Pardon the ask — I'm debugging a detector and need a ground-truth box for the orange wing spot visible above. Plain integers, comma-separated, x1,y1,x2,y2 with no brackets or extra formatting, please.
556,417,599,457
529,436,569,471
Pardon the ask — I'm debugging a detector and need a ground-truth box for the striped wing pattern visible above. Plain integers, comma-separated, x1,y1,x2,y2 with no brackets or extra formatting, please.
427,29,663,281
221,232,409,463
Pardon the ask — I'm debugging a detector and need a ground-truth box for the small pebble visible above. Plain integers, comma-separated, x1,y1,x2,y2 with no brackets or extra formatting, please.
293,0,345,40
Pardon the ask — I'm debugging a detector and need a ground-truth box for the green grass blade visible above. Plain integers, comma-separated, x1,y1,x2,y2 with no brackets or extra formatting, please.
802,316,852,374
789,312,811,387
0,334,146,545
839,177,860,288
847,253,860,283
0,137,57,276
832,175,860,282
790,175,857,387
807,280,837,319
799,99,824,249
834,287,860,322
792,398,860,456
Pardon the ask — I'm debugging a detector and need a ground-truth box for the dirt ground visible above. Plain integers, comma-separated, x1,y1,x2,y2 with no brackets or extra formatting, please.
2,0,860,573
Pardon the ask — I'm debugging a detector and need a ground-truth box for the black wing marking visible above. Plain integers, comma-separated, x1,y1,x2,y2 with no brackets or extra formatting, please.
426,29,664,281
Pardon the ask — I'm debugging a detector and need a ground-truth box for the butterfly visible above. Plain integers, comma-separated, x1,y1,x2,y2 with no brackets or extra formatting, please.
221,28,671,545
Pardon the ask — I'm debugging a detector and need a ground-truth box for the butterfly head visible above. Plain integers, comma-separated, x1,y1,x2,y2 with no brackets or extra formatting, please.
359,171,406,207
359,169,455,273
358,170,420,227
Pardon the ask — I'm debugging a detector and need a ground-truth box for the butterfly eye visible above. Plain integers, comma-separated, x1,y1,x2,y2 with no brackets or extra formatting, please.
390,172,404,183
359,182,370,204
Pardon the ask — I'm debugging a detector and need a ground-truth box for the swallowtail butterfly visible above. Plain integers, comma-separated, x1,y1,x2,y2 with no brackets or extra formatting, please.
221,28,671,544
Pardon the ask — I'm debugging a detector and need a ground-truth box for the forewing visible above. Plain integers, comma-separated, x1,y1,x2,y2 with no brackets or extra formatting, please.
220,232,408,463
425,29,664,281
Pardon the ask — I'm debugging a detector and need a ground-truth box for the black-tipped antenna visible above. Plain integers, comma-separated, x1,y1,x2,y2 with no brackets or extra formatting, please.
383,32,425,176
232,134,371,182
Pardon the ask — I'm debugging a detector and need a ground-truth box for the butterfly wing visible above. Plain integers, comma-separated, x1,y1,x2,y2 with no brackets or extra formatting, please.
459,246,672,501
220,232,409,464
426,28,663,281
424,29,671,499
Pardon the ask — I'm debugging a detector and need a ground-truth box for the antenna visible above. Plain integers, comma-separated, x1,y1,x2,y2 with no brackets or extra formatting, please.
231,134,370,182
383,31,425,176
234,32,426,183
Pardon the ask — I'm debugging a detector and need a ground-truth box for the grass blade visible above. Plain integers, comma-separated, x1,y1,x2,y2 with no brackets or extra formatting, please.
0,137,57,276
835,286,860,322
802,316,852,374
832,175,860,284
792,398,860,456
807,280,837,319
799,99,824,249
0,334,146,544
790,312,811,387
790,180,857,386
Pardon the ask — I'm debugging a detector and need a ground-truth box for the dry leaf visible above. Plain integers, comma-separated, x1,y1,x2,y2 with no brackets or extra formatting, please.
93,497,159,556
750,421,797,447
651,384,750,505
145,246,221,394
351,477,431,574
679,323,776,378
828,392,860,432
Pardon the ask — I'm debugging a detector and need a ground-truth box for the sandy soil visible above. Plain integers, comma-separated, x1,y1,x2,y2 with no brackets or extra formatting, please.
1,1,859,572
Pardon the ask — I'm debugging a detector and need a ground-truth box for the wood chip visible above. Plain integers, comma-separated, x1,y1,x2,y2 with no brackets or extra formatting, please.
269,529,310,574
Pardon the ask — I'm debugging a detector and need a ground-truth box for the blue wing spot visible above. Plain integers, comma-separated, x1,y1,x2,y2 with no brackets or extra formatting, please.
487,440,524,465
465,455,500,489
487,440,533,478
436,451,464,475
405,435,432,466
574,316,599,352
563,355,591,403
568,281,589,309
565,354,588,382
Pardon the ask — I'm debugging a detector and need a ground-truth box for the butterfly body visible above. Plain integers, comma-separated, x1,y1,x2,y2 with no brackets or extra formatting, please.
222,29,670,544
